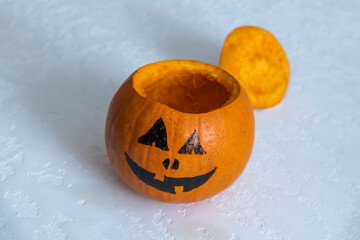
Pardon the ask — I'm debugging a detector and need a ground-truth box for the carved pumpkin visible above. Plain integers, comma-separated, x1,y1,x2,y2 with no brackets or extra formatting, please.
220,26,291,109
105,60,254,203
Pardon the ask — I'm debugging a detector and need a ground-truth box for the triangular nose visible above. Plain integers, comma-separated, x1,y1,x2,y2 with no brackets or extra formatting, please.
162,158,179,170
162,158,170,169
171,159,179,170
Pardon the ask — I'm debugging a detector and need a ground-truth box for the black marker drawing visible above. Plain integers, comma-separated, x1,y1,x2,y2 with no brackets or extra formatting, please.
137,118,169,151
178,130,206,155
125,152,216,194
129,119,214,194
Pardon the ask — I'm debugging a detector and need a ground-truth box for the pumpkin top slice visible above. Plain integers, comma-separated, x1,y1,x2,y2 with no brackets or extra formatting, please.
220,26,290,109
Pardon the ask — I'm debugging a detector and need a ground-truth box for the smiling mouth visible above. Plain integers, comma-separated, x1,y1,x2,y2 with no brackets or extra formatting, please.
125,152,216,194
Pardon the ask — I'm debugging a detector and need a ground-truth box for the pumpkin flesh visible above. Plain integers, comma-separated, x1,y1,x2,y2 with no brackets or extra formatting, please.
220,26,290,109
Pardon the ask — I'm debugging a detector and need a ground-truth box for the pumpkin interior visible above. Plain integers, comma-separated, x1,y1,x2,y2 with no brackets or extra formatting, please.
133,61,240,114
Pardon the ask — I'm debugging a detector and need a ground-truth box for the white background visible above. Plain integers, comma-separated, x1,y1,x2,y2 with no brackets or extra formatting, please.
1,0,360,239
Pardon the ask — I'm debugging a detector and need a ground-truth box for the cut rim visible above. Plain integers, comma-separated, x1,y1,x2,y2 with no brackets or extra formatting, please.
132,60,240,114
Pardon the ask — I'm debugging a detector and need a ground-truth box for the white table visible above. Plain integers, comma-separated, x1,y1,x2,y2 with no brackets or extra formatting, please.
1,0,359,239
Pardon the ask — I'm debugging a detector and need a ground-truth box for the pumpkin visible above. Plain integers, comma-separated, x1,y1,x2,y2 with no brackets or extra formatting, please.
105,60,254,203
220,26,290,109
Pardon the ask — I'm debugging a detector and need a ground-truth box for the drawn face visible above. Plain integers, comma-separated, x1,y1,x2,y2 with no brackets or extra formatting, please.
124,118,216,194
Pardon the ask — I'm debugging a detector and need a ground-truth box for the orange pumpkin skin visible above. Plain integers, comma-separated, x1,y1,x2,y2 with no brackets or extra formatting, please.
105,60,254,203
220,26,290,109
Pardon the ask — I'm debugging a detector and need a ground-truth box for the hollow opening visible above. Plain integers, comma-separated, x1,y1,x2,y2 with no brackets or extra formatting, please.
133,61,240,114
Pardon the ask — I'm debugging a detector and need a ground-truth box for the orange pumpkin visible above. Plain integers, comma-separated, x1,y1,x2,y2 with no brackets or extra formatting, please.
105,60,254,203
220,26,290,109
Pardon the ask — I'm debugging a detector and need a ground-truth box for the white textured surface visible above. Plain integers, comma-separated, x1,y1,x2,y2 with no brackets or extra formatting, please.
1,0,360,239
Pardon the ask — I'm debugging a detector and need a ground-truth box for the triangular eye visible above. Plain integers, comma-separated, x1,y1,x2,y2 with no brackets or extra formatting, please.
138,118,169,151
178,130,206,155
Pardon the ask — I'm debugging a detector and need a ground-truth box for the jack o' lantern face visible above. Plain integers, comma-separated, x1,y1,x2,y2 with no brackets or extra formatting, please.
105,60,255,203
124,118,217,194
